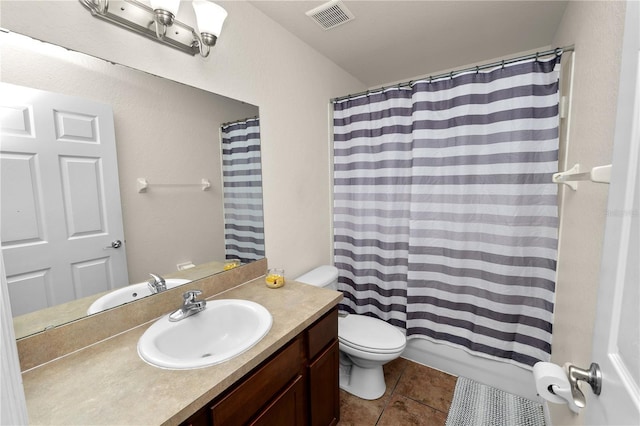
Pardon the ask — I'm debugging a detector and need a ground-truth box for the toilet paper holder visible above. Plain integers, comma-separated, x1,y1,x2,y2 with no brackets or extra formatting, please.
568,362,602,395
563,362,602,410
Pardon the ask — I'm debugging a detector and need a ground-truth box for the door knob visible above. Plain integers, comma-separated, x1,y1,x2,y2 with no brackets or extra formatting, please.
105,240,123,249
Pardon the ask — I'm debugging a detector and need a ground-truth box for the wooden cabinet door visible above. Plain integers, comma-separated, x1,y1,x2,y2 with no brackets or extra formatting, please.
249,375,305,426
308,340,339,426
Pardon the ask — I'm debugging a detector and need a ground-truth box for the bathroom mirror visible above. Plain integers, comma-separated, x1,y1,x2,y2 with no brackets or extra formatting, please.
0,31,264,338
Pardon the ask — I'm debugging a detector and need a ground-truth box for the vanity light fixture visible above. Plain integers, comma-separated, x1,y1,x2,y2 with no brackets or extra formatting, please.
149,0,180,37
79,0,227,57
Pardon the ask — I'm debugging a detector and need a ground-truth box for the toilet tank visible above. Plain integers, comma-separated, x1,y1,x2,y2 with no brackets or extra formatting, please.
295,265,339,290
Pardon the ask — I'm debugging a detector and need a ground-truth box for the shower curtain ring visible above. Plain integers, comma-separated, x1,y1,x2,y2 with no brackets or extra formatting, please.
501,60,505,69
450,71,454,79
476,66,479,74
536,52,540,62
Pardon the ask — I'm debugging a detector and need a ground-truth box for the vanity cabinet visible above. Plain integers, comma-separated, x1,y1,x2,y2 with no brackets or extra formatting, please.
181,307,339,426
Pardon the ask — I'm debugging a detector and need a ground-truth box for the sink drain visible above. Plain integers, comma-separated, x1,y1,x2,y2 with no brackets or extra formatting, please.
202,353,212,358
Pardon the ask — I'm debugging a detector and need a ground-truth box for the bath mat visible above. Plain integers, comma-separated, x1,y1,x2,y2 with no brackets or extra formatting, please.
445,377,545,426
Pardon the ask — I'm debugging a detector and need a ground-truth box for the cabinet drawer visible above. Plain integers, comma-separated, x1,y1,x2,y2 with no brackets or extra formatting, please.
307,308,338,360
212,337,303,426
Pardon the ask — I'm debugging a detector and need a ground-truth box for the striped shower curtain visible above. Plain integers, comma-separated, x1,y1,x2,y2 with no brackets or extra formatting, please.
334,88,413,329
221,117,265,263
333,56,560,367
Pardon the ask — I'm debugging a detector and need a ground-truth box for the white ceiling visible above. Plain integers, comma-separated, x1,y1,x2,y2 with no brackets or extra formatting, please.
248,0,569,87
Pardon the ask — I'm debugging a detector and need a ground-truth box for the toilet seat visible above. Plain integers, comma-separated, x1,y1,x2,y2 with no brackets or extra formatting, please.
339,315,406,354
340,338,405,355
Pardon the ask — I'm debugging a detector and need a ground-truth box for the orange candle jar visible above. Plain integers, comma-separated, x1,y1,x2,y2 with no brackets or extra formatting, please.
223,259,241,271
265,268,285,288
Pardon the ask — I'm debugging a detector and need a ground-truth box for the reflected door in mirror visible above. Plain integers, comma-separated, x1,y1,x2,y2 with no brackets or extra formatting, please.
0,83,128,316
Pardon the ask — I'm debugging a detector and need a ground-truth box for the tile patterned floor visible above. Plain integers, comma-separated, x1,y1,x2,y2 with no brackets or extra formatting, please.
338,357,457,426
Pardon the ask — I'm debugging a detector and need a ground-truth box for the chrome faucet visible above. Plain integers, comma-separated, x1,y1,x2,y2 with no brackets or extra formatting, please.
169,290,207,322
147,273,167,294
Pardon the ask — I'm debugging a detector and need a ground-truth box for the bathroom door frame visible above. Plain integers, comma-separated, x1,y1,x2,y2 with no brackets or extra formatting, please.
584,1,640,424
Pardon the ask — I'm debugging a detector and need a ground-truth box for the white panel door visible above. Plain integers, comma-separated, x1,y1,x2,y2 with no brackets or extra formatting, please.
585,1,640,424
0,82,128,316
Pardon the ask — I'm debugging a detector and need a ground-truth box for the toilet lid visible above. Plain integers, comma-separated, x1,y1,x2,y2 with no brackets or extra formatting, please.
339,315,406,353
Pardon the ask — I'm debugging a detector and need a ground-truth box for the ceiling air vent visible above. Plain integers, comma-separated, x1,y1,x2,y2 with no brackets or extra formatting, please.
306,0,355,30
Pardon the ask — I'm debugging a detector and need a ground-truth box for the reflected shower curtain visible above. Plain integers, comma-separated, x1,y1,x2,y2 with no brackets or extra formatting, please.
221,117,265,263
333,56,560,367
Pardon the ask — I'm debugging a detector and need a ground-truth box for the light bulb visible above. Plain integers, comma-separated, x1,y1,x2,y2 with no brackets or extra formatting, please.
149,0,180,15
193,1,228,38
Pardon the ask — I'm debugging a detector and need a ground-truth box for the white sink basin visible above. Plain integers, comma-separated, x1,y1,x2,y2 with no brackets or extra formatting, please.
87,278,190,314
137,299,272,369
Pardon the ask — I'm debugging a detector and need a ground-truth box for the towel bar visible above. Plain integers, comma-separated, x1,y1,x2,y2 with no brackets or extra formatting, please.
552,164,611,190
137,178,211,193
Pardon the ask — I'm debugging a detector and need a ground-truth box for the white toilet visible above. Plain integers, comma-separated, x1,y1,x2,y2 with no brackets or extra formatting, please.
295,265,407,400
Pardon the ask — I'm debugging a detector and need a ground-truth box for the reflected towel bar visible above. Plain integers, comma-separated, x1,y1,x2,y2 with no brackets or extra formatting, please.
552,164,611,190
137,178,211,193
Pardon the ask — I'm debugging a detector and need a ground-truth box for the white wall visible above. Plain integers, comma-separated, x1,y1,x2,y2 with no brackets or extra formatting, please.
0,0,366,280
550,1,626,425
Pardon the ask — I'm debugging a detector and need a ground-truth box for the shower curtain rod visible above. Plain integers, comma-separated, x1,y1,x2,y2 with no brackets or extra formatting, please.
331,45,575,103
221,115,259,127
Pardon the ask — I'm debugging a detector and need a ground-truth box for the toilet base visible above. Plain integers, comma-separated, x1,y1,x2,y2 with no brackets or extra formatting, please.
339,363,386,400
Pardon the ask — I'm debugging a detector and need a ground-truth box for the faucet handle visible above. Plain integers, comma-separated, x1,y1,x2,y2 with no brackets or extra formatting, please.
147,273,167,294
183,290,202,302
149,273,165,283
